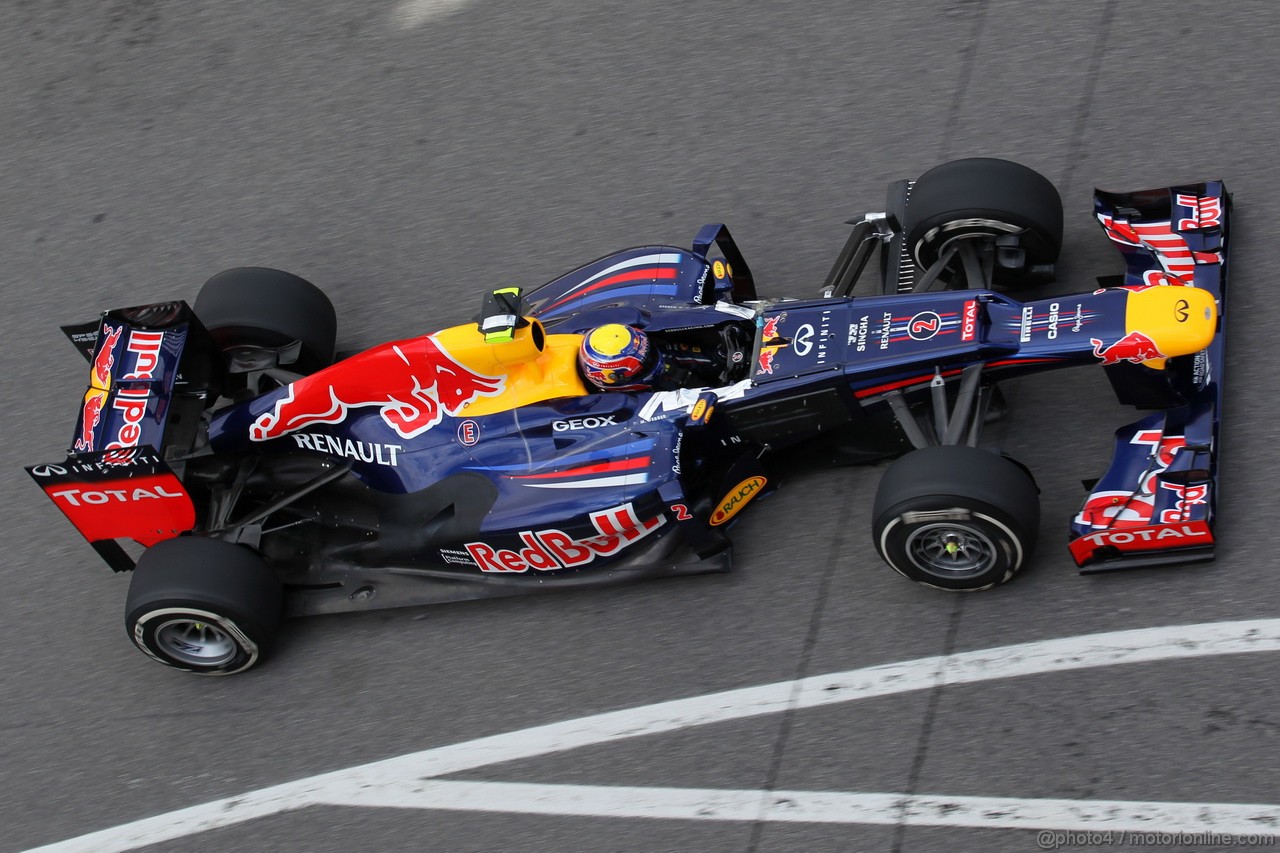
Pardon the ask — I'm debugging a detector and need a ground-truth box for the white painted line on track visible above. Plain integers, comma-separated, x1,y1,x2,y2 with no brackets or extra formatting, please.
27,619,1280,852
391,0,475,29
327,780,1280,835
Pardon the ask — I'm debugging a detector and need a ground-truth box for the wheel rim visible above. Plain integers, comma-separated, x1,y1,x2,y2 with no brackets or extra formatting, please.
914,220,1022,269
904,523,997,580
153,617,239,667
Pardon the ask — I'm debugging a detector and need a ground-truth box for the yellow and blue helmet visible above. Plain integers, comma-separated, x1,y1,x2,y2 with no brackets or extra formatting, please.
578,324,663,390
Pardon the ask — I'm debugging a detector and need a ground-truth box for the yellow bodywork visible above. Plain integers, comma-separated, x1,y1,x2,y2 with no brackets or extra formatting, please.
432,320,589,416
1125,285,1218,369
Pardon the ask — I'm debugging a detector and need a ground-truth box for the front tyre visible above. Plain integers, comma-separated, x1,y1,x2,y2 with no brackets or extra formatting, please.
904,157,1063,288
126,537,283,675
872,446,1039,591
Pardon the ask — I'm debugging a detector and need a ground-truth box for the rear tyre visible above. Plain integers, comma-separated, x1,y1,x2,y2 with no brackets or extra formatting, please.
904,158,1063,287
125,537,283,675
872,446,1039,591
194,267,337,374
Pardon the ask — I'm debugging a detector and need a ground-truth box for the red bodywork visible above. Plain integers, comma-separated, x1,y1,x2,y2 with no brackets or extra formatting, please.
251,335,505,442
34,466,195,549
1089,331,1165,365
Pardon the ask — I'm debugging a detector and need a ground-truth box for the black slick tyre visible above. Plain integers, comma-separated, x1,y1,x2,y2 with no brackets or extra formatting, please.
904,157,1063,285
194,267,337,373
872,445,1039,591
125,537,284,675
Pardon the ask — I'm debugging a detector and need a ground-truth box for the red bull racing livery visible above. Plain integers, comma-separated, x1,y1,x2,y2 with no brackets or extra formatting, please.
27,158,1231,674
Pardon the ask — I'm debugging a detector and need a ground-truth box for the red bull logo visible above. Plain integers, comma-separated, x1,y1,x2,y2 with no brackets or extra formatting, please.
92,325,123,387
1158,481,1209,524
761,312,786,342
1074,431,1194,531
123,330,165,380
107,386,151,450
74,324,130,454
74,391,108,453
1135,429,1184,468
464,503,665,573
1176,193,1222,231
757,346,781,375
251,336,505,442
1090,331,1165,365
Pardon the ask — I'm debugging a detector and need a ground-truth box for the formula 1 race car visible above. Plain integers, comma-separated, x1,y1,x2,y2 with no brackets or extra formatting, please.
27,158,1230,674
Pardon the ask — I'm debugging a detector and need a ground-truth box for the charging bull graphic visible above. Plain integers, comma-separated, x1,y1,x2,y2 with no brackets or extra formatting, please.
72,325,124,453
761,312,786,343
1090,331,1165,365
73,392,108,453
251,336,505,442
757,345,782,375
92,325,123,386
755,312,791,376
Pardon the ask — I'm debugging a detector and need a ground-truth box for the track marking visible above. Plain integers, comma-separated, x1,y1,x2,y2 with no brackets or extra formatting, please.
391,0,475,29
27,619,1280,852
327,781,1280,834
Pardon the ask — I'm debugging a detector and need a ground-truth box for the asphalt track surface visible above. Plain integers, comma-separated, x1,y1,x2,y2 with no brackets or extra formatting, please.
3,2,1280,851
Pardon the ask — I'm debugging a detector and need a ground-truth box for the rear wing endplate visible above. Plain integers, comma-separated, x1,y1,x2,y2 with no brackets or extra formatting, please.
26,447,196,571
60,301,217,461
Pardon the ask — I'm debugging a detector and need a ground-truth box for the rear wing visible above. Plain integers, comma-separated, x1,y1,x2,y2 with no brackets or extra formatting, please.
26,448,196,571
1068,182,1229,572
59,302,217,458
27,302,218,568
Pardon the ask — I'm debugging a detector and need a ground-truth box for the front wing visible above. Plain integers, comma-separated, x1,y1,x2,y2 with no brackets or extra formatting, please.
1068,181,1229,571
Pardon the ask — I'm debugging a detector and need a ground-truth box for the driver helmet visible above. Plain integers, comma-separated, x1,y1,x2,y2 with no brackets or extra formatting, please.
578,324,663,390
